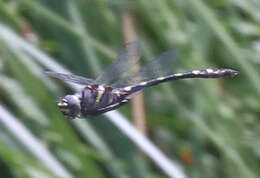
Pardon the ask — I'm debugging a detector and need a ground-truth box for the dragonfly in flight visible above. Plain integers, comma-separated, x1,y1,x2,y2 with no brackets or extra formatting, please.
45,42,238,119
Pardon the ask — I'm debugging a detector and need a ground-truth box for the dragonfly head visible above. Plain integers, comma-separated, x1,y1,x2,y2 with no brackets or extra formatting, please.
57,94,81,119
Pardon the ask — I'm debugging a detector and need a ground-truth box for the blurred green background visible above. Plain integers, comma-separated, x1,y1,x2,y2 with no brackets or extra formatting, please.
0,0,259,178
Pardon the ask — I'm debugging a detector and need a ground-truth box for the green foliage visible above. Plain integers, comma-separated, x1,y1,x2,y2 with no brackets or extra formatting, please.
0,0,259,177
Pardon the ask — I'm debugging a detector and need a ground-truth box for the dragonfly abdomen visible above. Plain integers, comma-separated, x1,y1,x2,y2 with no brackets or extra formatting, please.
122,68,238,94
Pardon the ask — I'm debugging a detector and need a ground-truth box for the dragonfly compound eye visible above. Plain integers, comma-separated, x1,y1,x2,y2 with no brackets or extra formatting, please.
57,95,81,119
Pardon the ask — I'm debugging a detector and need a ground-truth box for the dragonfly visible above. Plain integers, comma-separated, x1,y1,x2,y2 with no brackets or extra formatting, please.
45,42,238,119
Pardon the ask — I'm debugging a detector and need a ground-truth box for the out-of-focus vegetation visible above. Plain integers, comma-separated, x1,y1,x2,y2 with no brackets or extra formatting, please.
0,0,259,178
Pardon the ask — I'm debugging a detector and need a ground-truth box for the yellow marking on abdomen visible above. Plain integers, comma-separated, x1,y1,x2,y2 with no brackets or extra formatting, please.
140,81,147,86
124,86,132,91
206,69,214,73
174,73,183,76
157,77,165,80
192,70,200,75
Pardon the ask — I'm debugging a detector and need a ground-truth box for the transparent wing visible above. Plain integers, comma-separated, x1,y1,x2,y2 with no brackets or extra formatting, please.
95,41,142,85
45,71,95,85
112,50,178,88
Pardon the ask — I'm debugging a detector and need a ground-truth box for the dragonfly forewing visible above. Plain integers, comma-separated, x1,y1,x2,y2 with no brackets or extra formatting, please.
112,50,178,88
95,41,142,85
45,71,95,85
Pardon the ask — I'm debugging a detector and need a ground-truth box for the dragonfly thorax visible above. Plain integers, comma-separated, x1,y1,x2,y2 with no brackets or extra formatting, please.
80,85,129,117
